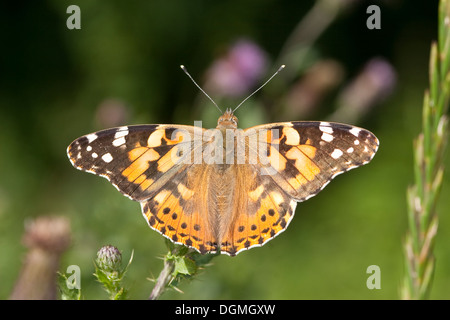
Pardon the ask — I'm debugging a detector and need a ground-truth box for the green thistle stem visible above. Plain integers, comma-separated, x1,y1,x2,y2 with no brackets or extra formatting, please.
148,239,218,300
149,256,176,300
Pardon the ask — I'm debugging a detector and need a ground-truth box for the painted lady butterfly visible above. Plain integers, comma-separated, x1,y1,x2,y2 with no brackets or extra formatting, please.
67,68,379,256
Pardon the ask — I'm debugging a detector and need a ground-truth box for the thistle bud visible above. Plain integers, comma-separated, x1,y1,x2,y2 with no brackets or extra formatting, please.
96,245,122,273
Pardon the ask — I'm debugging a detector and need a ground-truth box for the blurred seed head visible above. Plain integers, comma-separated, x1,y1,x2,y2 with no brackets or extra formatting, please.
10,216,71,299
23,216,71,254
205,39,268,97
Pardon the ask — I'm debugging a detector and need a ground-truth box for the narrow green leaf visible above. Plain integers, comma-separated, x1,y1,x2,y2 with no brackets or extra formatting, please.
402,0,450,299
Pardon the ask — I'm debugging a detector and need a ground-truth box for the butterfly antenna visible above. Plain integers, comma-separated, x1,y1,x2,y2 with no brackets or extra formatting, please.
232,65,285,113
180,65,223,114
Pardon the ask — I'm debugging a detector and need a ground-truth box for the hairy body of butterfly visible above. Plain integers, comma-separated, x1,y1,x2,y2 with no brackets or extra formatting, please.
67,108,379,256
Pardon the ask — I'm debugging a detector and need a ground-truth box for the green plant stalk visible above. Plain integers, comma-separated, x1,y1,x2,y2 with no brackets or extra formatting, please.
57,272,82,300
148,254,176,300
148,239,218,300
402,0,450,300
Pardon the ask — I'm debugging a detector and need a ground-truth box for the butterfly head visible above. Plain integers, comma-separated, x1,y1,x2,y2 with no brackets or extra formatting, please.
217,108,238,129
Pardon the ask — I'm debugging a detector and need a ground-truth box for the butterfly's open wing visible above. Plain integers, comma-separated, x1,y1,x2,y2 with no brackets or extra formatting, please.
218,121,379,255
67,124,220,254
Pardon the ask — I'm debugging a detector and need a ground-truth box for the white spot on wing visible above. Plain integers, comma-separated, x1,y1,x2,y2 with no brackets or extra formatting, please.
86,133,98,143
319,123,333,134
112,136,126,147
321,132,334,142
101,153,113,163
350,128,361,137
331,149,343,159
114,127,129,139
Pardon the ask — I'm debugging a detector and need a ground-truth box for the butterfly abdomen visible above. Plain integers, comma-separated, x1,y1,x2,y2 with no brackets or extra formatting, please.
207,163,238,243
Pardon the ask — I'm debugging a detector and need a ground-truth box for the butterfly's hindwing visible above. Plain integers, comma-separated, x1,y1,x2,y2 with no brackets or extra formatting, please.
141,164,219,254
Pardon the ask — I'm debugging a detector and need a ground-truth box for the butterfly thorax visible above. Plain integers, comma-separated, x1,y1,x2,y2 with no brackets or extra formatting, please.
217,108,238,130
214,108,241,170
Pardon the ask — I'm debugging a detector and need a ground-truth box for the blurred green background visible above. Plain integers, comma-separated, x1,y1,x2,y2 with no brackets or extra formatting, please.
1,0,449,299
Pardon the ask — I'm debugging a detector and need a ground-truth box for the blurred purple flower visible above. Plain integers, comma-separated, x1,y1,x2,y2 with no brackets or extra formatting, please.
285,59,345,118
95,98,130,128
331,57,396,123
364,57,396,99
205,40,268,97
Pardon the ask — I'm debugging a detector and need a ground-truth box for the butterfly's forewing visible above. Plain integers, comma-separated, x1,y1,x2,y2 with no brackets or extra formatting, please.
248,121,379,202
68,125,195,201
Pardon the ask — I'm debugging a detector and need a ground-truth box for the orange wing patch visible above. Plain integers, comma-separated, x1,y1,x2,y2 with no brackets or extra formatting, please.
285,146,320,181
220,189,296,255
122,148,159,182
141,182,218,254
